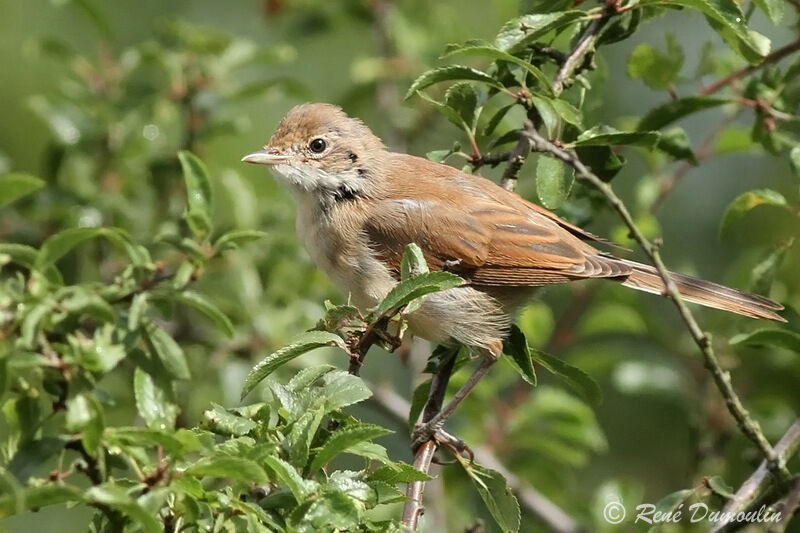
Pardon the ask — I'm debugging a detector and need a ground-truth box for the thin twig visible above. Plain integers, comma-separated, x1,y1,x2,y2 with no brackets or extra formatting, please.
769,476,800,532
522,128,792,483
699,38,800,96
712,419,800,533
552,0,620,96
500,120,536,191
401,355,457,530
371,385,582,533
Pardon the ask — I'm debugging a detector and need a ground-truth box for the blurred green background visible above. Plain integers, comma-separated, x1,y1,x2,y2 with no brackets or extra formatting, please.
1,0,799,531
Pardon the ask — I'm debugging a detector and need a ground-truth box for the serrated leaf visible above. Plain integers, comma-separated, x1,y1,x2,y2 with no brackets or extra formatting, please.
719,189,788,235
373,271,463,317
263,456,309,501
173,290,235,338
241,331,346,399
103,427,195,456
35,227,121,271
442,42,551,94
536,155,574,209
456,457,521,533
178,150,213,239
531,348,601,406
309,424,392,471
368,462,432,483
184,455,269,484
503,326,537,387
142,320,190,380
288,407,325,468
574,125,660,148
405,66,503,100
0,173,45,208
133,367,178,430
531,96,558,137
638,96,729,131
444,82,481,131
202,403,256,436
730,329,800,353
494,11,588,51
321,371,373,411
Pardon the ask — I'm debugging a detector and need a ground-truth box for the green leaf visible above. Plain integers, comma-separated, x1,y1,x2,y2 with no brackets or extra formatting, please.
213,229,267,252
401,243,430,281
241,331,346,399
178,150,213,239
531,349,602,406
646,489,695,532
656,127,697,163
730,329,800,354
409,380,431,428
751,239,793,296
456,458,521,533
103,427,197,456
288,407,325,468
85,485,161,533
7,437,65,483
263,455,310,501
626,34,684,89
531,96,558,137
133,367,178,430
536,155,574,210
405,66,503,100
573,125,660,148
504,325,537,386
638,96,729,131
309,423,392,471
185,455,269,484
0,484,84,518
719,189,788,235
442,42,551,94
35,227,126,271
574,145,626,182
706,476,735,499
444,82,481,131
320,371,373,412
173,290,235,338
753,0,784,24
368,462,432,483
202,403,257,436
142,320,190,380
373,271,463,317
641,0,769,63
0,173,45,208
549,98,583,127
494,11,588,51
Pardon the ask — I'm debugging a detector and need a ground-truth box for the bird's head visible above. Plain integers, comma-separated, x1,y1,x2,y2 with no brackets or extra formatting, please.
242,103,386,201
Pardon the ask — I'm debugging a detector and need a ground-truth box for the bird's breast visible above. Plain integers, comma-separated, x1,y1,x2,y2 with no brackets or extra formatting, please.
295,196,396,309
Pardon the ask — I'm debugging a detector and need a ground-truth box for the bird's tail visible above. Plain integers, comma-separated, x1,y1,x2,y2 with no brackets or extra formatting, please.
618,259,785,322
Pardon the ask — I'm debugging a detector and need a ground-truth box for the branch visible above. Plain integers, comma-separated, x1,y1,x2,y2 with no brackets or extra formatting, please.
770,476,800,533
552,0,619,96
500,120,536,191
699,38,800,96
372,384,582,533
522,127,792,483
711,419,800,533
401,355,456,530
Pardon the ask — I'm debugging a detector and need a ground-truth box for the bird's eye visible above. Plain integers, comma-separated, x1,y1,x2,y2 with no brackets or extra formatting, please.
309,138,327,153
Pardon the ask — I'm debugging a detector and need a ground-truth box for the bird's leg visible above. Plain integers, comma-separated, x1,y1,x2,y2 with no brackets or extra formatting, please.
412,343,500,449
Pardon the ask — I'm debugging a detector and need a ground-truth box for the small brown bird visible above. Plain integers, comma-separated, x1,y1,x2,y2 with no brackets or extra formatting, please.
243,103,784,436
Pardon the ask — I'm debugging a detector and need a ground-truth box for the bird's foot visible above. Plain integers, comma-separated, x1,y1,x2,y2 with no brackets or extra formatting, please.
412,424,474,463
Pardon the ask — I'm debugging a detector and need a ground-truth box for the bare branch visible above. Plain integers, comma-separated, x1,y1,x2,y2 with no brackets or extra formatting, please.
500,120,536,191
712,419,800,532
521,127,792,483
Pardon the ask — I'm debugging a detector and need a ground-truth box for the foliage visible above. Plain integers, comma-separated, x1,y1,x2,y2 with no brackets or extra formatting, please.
1,1,799,532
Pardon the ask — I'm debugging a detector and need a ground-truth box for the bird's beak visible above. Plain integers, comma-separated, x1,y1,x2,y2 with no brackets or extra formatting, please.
241,148,290,165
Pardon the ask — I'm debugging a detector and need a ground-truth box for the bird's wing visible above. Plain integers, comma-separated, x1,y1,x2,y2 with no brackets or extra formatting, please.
365,157,631,286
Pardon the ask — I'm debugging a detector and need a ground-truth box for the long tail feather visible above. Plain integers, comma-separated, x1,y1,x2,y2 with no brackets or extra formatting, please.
618,260,785,322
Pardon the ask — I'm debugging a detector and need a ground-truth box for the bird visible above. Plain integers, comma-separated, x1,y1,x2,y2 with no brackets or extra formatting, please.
242,102,784,441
